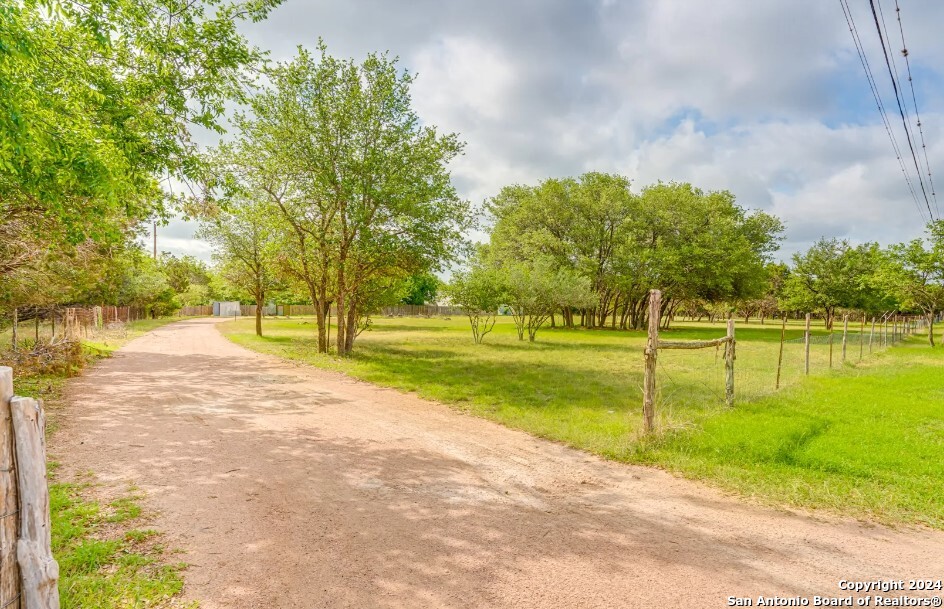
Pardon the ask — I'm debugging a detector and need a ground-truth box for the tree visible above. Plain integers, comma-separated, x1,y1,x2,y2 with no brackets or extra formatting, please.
875,222,944,346
401,273,441,306
488,173,635,328
782,239,887,328
197,196,279,336
219,43,472,354
1,0,280,279
488,177,782,331
443,267,505,344
160,254,213,295
501,258,595,342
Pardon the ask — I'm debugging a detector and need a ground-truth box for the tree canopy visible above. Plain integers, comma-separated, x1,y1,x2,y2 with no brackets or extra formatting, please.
207,43,472,354
486,175,783,330
1,0,280,316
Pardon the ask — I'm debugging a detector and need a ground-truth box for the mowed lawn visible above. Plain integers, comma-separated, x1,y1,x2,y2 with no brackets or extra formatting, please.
220,315,944,528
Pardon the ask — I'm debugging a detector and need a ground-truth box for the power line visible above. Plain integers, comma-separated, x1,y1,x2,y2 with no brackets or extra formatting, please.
893,0,939,218
868,0,936,221
838,0,926,223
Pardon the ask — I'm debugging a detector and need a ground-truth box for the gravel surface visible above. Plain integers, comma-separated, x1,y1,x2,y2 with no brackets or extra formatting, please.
54,318,944,608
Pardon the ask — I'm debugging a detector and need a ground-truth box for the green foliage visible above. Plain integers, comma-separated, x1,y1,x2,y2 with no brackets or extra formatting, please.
873,222,944,346
1,0,279,319
500,257,595,342
401,273,441,305
443,265,506,344
160,254,213,295
197,189,281,334
782,239,893,327
488,175,783,330
208,42,472,353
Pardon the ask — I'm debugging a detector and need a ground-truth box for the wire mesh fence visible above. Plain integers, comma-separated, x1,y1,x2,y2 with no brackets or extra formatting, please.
649,312,928,429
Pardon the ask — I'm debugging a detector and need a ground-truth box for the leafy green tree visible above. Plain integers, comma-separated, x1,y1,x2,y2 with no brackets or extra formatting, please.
444,266,506,344
488,173,635,328
160,254,213,296
488,177,782,330
197,194,279,336
217,43,472,354
502,258,595,342
782,239,889,328
874,222,944,346
1,0,280,281
401,273,441,306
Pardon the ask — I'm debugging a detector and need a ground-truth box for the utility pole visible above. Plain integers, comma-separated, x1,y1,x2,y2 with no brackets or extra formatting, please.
153,221,157,259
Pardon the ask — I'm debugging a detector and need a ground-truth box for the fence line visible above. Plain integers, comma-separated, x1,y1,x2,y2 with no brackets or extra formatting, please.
651,309,928,430
643,289,736,432
381,304,464,317
177,305,213,317
3,306,150,347
176,303,464,319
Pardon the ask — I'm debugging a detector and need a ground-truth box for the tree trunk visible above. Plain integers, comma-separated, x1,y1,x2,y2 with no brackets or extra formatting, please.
344,306,357,354
306,281,329,354
255,298,263,337
928,313,936,347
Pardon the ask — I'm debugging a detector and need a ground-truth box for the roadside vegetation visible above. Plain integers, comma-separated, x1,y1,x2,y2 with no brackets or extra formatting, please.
49,475,191,609
9,317,191,606
221,315,944,529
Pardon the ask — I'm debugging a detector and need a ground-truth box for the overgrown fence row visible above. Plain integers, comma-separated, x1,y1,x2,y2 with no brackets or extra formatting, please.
2,306,149,348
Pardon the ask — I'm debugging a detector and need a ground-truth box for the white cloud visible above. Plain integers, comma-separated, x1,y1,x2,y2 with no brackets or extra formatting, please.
212,0,944,261
412,36,516,124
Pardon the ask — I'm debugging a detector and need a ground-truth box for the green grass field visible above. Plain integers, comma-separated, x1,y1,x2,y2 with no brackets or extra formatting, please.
221,314,944,529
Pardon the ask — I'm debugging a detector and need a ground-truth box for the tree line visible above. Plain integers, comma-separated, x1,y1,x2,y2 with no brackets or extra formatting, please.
445,175,944,348
0,0,282,324
445,175,783,338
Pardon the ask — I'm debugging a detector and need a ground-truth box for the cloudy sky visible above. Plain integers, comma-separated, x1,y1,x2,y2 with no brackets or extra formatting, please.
155,0,944,262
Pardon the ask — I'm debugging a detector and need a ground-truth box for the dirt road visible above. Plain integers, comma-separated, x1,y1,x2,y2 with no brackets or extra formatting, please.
55,318,944,608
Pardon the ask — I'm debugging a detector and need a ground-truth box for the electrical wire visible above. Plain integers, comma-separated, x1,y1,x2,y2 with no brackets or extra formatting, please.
869,0,936,221
838,0,926,223
893,0,939,218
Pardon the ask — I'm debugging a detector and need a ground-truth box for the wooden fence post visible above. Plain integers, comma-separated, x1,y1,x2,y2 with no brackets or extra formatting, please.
0,367,20,609
828,330,834,369
10,396,59,609
869,317,875,354
804,313,811,375
775,314,786,389
725,316,735,406
841,314,848,364
642,289,660,433
859,316,865,360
